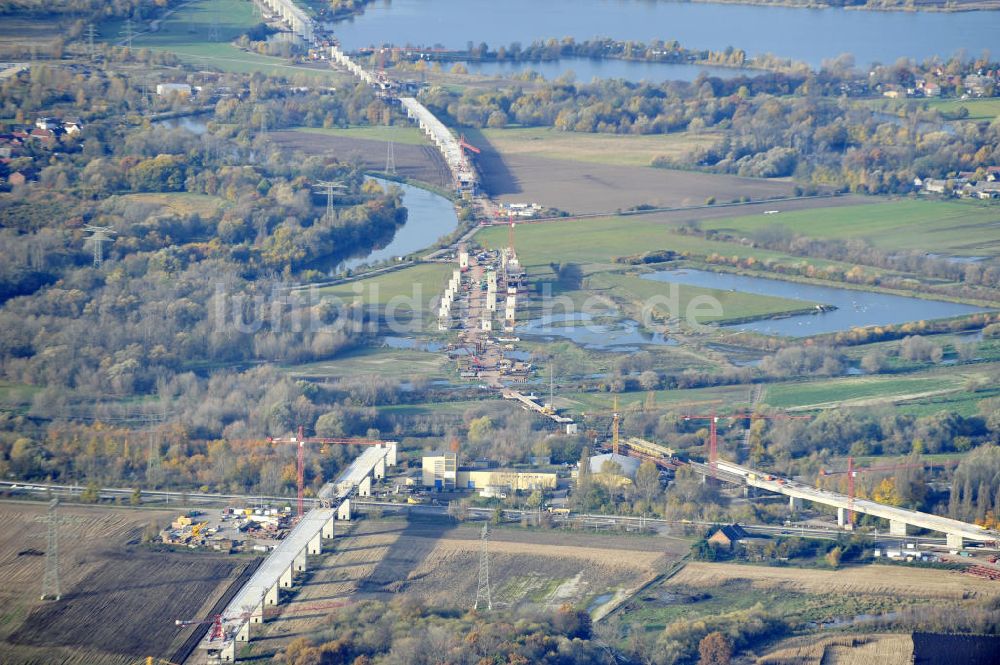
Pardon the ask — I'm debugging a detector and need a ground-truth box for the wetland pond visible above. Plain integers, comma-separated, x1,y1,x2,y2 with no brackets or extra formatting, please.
643,269,990,337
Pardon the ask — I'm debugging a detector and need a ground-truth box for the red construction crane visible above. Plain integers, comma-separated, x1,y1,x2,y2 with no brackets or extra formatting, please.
268,427,390,517
819,456,959,525
458,134,480,155
175,600,351,643
683,411,811,478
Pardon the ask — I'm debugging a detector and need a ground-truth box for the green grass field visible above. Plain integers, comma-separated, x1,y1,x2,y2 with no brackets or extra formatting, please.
706,199,1000,258
482,217,769,273
924,98,1000,122
285,346,449,380
111,0,345,80
479,127,719,168
0,381,39,410
293,125,428,146
593,272,819,324
313,263,451,305
862,97,1000,123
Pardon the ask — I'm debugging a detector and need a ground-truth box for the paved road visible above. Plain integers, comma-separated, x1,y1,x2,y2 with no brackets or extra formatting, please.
7,480,992,553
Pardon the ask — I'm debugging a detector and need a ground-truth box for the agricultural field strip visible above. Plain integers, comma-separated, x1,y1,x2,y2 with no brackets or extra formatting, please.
672,562,1000,600
707,199,1000,257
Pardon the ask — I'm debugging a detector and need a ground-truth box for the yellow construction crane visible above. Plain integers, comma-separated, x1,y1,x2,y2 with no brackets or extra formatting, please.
143,658,182,665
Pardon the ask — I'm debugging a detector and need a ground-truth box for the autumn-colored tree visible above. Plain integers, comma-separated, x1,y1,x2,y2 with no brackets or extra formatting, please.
698,631,732,665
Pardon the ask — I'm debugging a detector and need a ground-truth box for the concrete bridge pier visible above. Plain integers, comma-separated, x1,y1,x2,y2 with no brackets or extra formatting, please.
235,618,251,643
250,602,264,626
837,507,846,527
338,498,351,521
947,533,964,549
279,564,293,588
375,457,386,479
293,547,307,572
308,531,322,555
359,475,372,497
386,444,397,466
322,516,335,539
789,496,803,512
265,582,279,606
889,519,909,536
221,640,236,662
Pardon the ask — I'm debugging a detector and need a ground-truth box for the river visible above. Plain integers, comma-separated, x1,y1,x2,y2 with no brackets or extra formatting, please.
333,0,999,69
155,116,460,272
643,268,991,336
338,178,458,272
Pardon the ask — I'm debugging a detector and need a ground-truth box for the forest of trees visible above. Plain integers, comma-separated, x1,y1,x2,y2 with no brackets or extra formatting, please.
418,59,1000,193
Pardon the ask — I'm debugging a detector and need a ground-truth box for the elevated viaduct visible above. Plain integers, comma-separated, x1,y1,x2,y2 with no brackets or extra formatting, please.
256,0,314,42
699,459,1000,549
196,442,396,662
328,46,479,195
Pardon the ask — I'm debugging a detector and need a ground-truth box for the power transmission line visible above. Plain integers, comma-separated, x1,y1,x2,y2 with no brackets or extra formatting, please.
40,499,61,601
385,140,396,175
474,522,492,611
85,23,97,61
208,0,220,42
84,224,116,267
314,180,346,220
120,18,134,49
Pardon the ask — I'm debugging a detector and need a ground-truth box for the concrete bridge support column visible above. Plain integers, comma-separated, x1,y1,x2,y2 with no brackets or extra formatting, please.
789,496,803,512
947,533,965,550
265,582,279,606
322,516,335,539
338,498,351,521
308,531,322,555
294,547,307,572
280,564,293,588
889,519,909,536
375,457,386,480
386,444,397,466
235,619,250,643
250,602,264,625
359,475,372,497
837,507,846,527
221,639,236,662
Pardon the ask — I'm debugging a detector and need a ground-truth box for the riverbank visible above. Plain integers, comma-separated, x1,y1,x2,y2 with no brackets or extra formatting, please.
691,0,1000,11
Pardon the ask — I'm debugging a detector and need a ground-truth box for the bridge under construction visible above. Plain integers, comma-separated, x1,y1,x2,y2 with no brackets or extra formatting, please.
195,442,397,662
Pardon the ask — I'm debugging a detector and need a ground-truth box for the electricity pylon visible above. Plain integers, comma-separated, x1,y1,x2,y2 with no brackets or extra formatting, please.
40,499,61,601
314,181,346,220
120,18,134,49
474,522,492,611
385,140,396,175
84,224,116,267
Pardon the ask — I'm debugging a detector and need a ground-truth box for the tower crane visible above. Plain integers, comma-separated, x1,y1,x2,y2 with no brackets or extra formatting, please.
682,411,811,478
267,426,392,517
819,456,959,525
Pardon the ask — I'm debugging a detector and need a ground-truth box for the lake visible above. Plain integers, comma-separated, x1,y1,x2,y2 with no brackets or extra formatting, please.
332,0,1000,68
338,178,459,271
464,57,759,83
643,268,990,336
